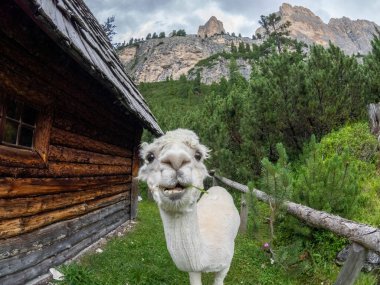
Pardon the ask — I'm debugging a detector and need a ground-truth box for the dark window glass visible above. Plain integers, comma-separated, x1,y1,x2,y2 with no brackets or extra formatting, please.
6,100,21,120
22,105,38,125
0,99,38,149
3,119,18,144
19,126,34,147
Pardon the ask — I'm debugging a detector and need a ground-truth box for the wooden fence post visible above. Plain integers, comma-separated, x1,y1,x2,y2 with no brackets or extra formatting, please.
130,177,139,219
334,243,366,285
239,192,248,234
209,170,218,186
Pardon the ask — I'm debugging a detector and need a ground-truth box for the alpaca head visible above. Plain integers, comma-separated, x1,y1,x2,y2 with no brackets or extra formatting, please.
138,129,210,213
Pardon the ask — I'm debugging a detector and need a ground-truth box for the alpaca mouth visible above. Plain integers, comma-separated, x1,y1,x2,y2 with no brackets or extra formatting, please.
161,183,187,200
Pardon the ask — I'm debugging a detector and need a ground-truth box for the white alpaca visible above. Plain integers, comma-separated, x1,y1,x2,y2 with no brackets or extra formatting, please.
138,129,240,285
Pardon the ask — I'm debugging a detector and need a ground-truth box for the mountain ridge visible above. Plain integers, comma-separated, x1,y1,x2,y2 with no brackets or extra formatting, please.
119,3,379,84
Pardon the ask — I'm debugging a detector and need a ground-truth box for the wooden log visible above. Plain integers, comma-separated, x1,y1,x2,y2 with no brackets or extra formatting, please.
0,53,53,104
0,145,45,168
0,161,131,178
49,145,132,166
0,21,138,137
51,127,132,157
0,193,129,238
368,103,380,137
0,183,130,219
213,174,380,253
334,243,366,285
53,110,135,150
0,200,129,259
34,106,53,163
132,146,140,178
130,177,139,219
0,211,130,285
0,165,48,178
0,208,128,277
0,175,130,198
48,162,131,177
239,192,248,234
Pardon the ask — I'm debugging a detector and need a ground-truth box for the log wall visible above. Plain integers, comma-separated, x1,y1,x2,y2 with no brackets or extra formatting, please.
0,2,143,284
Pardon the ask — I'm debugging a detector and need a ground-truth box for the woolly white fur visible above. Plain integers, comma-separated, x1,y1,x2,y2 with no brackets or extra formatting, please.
138,129,240,285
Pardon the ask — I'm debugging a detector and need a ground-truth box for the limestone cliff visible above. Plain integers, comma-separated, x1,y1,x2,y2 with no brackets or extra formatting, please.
256,3,379,55
119,35,254,83
197,16,225,38
120,3,380,84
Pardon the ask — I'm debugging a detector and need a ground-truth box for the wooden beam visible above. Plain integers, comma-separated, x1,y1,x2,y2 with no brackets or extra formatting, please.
334,243,366,285
0,208,128,277
48,162,131,177
0,210,130,285
130,177,139,219
0,200,129,259
49,145,132,166
214,174,380,253
0,162,131,178
239,192,248,234
34,105,53,163
0,145,45,168
0,183,130,219
0,175,130,198
51,127,132,157
0,193,129,238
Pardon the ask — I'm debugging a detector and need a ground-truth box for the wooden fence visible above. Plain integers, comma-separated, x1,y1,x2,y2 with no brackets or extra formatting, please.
209,171,380,285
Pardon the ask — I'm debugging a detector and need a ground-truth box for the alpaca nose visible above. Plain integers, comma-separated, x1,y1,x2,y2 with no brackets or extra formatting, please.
160,149,191,170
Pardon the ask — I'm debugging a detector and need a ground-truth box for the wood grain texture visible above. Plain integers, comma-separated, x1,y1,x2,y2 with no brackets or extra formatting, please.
0,200,129,259
0,211,130,285
0,175,130,198
51,127,132,157
0,208,128,277
0,184,130,219
49,145,131,166
0,193,128,238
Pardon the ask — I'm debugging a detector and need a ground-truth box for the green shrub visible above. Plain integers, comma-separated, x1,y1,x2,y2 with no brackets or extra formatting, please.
292,135,361,218
320,122,378,163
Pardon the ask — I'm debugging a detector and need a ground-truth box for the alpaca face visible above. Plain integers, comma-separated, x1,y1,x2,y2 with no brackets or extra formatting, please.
138,129,210,212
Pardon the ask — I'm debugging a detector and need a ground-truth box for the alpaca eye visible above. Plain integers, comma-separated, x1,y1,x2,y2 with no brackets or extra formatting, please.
194,151,202,161
146,152,155,163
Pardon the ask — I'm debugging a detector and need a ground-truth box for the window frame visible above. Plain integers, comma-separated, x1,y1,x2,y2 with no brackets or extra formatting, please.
0,99,37,150
0,96,52,167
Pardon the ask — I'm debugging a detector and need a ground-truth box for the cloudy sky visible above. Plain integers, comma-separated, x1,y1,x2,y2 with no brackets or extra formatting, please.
84,0,380,43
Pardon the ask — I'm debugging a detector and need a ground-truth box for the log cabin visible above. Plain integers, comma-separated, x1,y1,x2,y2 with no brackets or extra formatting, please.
0,0,162,284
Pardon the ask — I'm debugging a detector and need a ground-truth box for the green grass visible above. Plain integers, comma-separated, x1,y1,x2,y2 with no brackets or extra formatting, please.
55,197,378,285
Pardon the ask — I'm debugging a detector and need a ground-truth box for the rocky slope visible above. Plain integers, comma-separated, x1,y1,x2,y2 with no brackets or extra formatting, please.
256,3,379,55
119,4,380,84
119,34,254,83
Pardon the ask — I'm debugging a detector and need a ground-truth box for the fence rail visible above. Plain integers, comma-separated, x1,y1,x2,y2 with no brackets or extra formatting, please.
209,171,380,285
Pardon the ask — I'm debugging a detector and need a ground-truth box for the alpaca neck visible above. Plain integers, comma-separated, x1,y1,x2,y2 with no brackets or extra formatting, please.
159,206,207,272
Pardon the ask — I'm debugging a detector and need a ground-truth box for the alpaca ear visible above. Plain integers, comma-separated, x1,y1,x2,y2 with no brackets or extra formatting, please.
139,142,149,158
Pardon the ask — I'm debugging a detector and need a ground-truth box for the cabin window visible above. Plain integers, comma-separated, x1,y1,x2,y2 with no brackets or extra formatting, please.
0,99,38,149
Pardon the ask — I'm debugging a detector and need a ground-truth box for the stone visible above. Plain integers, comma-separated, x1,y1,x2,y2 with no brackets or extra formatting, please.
336,244,380,272
255,3,380,55
197,16,225,39
49,268,64,281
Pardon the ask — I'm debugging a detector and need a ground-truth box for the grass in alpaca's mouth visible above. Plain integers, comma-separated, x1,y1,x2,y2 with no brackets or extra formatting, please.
160,184,207,199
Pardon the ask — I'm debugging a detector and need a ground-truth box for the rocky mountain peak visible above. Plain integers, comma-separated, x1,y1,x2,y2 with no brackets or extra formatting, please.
256,3,379,54
280,3,321,21
197,16,225,38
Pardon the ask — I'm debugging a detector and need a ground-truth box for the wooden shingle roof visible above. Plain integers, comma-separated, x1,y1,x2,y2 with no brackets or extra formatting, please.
16,0,163,136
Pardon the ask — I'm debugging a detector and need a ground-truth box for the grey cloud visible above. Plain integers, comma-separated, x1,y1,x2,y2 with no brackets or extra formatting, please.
84,0,380,43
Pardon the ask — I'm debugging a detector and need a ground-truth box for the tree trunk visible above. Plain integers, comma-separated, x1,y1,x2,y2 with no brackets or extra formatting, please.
368,103,380,139
214,174,380,253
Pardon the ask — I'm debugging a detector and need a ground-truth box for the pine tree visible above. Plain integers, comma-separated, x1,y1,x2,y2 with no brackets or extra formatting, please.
101,16,116,42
